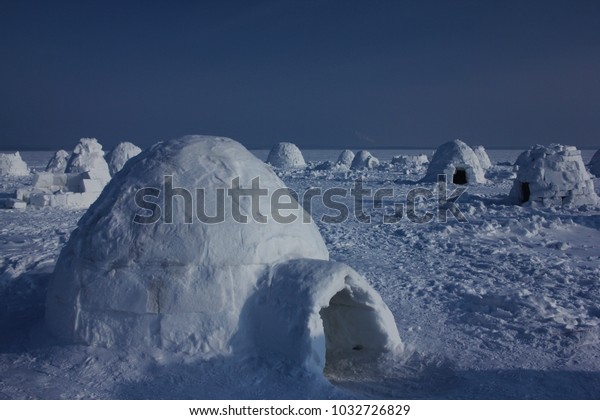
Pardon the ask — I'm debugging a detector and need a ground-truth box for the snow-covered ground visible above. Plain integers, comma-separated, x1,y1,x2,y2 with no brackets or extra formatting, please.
1,149,600,399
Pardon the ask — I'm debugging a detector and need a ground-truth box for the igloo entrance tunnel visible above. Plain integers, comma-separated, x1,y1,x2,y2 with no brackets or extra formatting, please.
46,135,402,373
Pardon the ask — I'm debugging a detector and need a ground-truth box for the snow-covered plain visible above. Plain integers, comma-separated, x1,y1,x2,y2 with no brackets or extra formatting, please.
1,148,600,399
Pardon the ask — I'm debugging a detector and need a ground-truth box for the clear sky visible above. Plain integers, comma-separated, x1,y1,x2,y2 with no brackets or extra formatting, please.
1,0,599,150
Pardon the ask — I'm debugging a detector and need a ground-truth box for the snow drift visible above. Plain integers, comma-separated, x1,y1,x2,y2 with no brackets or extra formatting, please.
266,142,306,169
351,150,379,170
106,141,142,176
45,150,69,173
0,152,29,176
46,135,402,372
420,139,486,184
509,144,598,207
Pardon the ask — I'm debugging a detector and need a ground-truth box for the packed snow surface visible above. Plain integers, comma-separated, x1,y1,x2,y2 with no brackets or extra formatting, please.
266,142,306,169
590,149,600,177
421,139,486,184
1,147,600,399
65,138,111,185
0,152,29,176
509,144,598,207
45,150,70,173
106,141,142,176
351,150,379,170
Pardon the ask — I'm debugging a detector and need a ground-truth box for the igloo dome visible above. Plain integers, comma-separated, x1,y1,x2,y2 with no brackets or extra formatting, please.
106,141,142,176
589,149,600,177
0,152,29,176
509,144,598,207
351,150,379,169
473,145,492,170
66,138,111,185
420,139,486,184
266,142,306,169
336,149,355,167
45,150,69,173
46,135,401,370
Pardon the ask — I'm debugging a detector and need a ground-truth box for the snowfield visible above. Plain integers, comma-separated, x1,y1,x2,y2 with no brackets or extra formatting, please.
1,148,600,399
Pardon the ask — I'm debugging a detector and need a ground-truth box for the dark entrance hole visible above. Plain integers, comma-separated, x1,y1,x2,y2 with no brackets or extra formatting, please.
452,168,467,185
521,182,530,203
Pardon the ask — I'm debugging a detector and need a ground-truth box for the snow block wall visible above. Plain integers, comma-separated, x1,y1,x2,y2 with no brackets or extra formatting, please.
0,152,29,176
46,135,402,368
106,141,142,176
351,150,379,169
590,149,600,177
509,144,598,207
266,142,306,169
420,139,486,184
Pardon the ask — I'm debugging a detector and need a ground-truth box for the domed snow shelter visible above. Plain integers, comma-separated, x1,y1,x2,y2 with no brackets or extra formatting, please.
266,142,306,169
589,149,600,177
336,149,355,167
106,141,142,176
420,139,486,185
510,144,598,207
46,135,402,373
350,150,379,169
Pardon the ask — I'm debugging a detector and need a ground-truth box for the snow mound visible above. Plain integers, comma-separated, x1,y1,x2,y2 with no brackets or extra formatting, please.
509,144,598,207
65,138,111,185
420,139,486,184
589,149,600,177
106,141,142,176
266,142,306,169
351,150,379,170
473,145,493,170
47,135,402,366
0,152,29,176
337,150,355,167
45,150,69,173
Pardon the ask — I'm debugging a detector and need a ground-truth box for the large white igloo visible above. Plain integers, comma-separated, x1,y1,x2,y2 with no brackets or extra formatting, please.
266,142,306,169
65,138,111,185
420,139,486,184
589,149,600,177
46,135,402,372
509,144,598,207
106,141,142,176
0,152,29,176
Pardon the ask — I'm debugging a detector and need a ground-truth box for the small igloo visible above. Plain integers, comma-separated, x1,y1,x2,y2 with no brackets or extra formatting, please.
589,149,600,177
106,141,142,176
420,139,486,184
65,138,111,186
266,142,306,169
46,135,402,373
351,150,379,170
0,152,29,176
473,145,493,170
45,150,69,173
509,144,598,207
337,149,355,167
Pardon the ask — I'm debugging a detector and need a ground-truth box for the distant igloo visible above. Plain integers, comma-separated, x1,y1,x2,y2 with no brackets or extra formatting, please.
337,149,355,167
509,144,598,207
106,141,142,176
266,142,306,169
351,150,379,170
420,139,486,184
45,150,69,173
46,135,402,372
0,152,29,176
589,149,600,177
473,145,493,170
66,138,111,185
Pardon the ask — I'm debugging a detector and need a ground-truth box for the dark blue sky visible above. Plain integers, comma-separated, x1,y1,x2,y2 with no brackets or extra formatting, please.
1,0,599,150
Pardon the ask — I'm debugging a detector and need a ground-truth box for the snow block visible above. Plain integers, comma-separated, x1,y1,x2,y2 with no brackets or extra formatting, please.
419,139,486,184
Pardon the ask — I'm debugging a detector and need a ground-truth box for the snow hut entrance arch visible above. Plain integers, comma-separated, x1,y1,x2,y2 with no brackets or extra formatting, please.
452,168,468,185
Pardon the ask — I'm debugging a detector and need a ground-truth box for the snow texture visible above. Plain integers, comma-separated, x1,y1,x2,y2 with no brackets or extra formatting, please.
351,150,379,170
589,149,600,177
45,150,69,173
46,135,401,369
266,142,306,169
420,139,486,184
509,144,598,207
337,150,355,167
65,138,111,185
106,141,142,176
473,145,493,170
0,152,29,176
